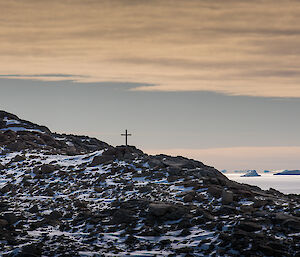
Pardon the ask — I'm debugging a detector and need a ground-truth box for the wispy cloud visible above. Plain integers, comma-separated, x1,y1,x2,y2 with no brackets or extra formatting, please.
0,74,87,81
1,0,300,97
0,74,79,78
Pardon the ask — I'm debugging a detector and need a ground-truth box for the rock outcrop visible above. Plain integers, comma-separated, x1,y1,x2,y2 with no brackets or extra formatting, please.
0,110,299,257
0,110,109,155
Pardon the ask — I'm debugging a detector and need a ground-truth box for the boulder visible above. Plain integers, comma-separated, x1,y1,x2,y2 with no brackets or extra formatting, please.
90,155,114,166
149,203,172,217
0,219,8,227
0,163,5,170
147,158,164,169
112,209,135,224
18,243,43,257
274,212,299,222
222,190,233,205
183,193,194,203
0,183,12,194
39,164,57,174
149,203,187,220
28,205,39,213
7,141,25,151
238,221,262,232
258,244,285,257
102,148,117,156
217,205,238,215
3,213,18,225
207,186,223,198
196,208,215,221
0,133,8,142
11,154,26,162
282,219,300,232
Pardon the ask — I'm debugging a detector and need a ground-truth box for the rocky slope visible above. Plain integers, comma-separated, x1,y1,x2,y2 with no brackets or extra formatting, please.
0,111,300,257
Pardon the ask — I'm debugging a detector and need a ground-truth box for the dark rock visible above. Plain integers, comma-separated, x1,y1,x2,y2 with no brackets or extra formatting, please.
7,141,26,151
177,218,192,229
282,219,300,232
125,235,138,245
274,212,298,222
28,205,39,213
0,218,8,227
238,221,262,232
47,210,62,220
90,155,114,166
11,155,26,162
147,158,164,169
43,188,54,196
17,243,43,257
183,193,194,203
149,203,172,217
253,199,268,208
196,208,215,221
207,186,223,198
221,190,233,205
179,228,191,236
39,164,56,174
240,205,255,213
149,203,187,221
112,209,135,224
0,183,13,194
258,244,285,257
3,213,18,225
176,247,194,254
217,205,238,215
138,186,152,193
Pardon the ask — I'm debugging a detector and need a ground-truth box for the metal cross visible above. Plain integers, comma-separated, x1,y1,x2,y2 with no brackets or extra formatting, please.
121,129,132,146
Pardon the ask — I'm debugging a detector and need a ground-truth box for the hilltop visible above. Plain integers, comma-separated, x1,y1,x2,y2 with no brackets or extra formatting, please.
0,111,300,256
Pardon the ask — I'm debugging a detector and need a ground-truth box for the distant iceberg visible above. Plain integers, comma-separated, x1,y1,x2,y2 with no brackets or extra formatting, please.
274,170,300,175
233,169,250,173
241,170,261,177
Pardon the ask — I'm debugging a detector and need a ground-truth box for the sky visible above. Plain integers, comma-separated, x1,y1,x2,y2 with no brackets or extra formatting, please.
1,0,300,171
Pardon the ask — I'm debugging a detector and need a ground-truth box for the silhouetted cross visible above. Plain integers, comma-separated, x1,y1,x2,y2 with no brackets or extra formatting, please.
121,129,132,146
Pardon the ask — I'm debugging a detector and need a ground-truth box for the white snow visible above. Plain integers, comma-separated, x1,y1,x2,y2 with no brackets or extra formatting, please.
0,127,42,133
3,117,21,125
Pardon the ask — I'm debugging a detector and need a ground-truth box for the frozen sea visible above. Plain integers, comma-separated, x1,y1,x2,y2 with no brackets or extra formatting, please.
226,173,300,195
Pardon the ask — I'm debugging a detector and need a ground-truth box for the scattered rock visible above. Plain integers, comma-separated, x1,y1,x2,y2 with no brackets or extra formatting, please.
0,110,298,257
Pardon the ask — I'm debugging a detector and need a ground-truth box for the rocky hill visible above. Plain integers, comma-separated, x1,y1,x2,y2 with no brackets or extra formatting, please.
0,111,299,257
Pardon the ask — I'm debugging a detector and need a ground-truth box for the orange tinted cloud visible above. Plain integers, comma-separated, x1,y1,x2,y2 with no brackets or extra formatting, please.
1,0,300,97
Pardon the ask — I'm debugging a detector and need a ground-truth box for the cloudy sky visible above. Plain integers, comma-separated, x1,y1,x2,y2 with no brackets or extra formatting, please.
1,0,300,171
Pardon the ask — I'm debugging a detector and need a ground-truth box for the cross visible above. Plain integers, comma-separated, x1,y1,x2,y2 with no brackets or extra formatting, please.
121,129,132,146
